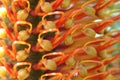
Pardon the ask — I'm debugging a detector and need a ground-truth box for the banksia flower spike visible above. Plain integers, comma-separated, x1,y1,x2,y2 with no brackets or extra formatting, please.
0,0,120,80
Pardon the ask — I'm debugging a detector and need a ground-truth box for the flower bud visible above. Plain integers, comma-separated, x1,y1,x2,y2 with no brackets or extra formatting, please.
17,10,29,21
0,47,5,58
83,28,96,38
17,69,29,80
40,40,53,51
84,46,97,57
18,30,30,41
64,18,74,29
65,57,75,66
0,66,7,78
0,7,7,18
44,21,56,29
61,0,70,9
16,50,28,61
64,35,73,46
45,59,57,70
41,2,52,12
0,28,7,38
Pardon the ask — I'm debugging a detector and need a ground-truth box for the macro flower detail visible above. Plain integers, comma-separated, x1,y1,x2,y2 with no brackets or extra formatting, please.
0,0,120,80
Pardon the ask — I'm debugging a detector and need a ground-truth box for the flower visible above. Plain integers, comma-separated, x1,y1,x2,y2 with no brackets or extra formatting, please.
0,0,120,80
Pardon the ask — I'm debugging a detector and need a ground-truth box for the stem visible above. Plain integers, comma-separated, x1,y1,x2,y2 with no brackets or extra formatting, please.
81,60,104,73
56,8,82,28
53,24,81,48
64,68,80,80
83,72,107,80
94,0,103,9
104,53,120,65
74,13,87,20
111,14,120,21
93,20,113,33
96,0,116,12
52,0,64,10
96,39,120,52
57,47,83,65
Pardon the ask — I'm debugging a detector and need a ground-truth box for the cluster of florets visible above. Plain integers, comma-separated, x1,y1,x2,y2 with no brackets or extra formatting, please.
0,0,120,80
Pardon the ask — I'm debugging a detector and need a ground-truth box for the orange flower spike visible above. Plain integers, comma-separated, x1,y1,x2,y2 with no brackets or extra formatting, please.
0,20,16,41
14,21,32,41
12,41,31,60
1,0,16,23
11,0,30,20
40,73,63,80
53,23,81,48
